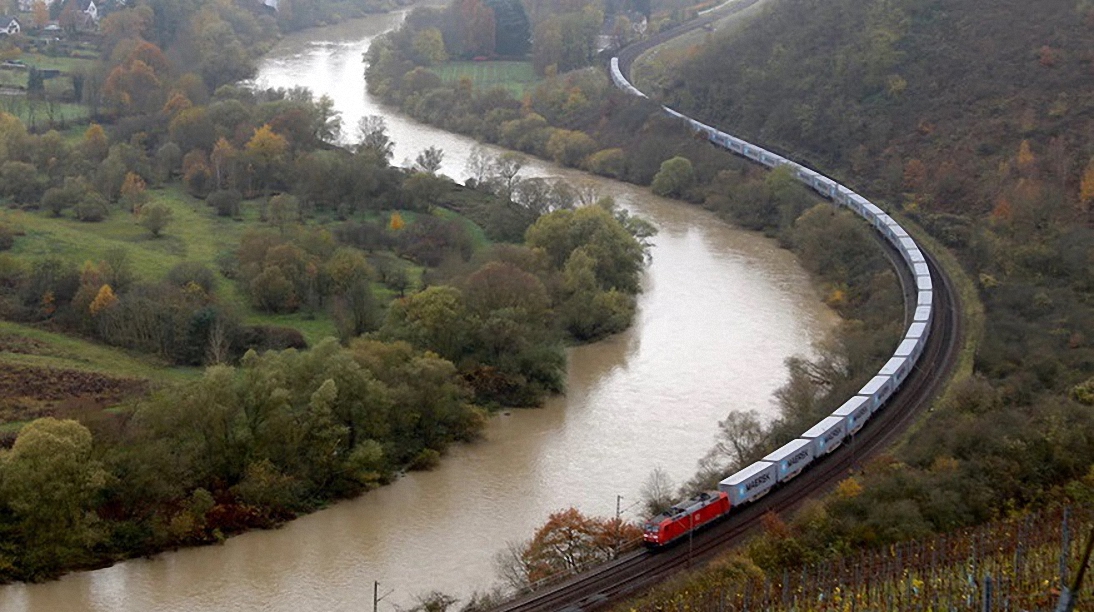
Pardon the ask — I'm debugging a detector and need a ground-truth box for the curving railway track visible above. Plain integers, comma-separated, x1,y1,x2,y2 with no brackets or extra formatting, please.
490,3,965,610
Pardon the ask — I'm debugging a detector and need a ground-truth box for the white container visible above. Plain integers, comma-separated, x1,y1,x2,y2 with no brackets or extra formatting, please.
802,415,847,455
719,461,778,506
763,438,815,483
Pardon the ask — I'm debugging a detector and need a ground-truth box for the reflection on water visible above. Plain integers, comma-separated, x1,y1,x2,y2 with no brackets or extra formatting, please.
0,13,837,612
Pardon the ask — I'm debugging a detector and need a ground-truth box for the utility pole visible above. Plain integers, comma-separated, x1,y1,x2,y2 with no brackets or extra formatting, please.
1056,526,1094,612
373,581,394,612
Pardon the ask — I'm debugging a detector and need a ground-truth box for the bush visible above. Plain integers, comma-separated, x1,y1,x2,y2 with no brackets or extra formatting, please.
207,189,242,218
0,225,13,251
74,193,110,223
165,261,218,293
236,325,308,353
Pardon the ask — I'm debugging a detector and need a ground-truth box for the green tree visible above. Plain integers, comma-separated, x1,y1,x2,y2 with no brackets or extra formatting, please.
413,28,449,65
650,155,695,197
0,418,106,575
525,205,645,293
139,203,174,238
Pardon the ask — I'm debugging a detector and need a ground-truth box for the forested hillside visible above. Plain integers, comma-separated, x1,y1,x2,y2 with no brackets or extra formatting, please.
610,0,1094,602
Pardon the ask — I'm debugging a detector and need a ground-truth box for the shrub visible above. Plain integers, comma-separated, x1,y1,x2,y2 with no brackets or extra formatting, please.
165,261,217,293
207,189,242,218
0,225,13,251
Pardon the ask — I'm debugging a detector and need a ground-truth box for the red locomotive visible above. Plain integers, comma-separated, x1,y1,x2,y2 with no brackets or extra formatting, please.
642,491,731,547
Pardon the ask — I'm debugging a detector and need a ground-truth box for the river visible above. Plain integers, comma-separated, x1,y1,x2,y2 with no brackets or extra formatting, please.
0,12,836,612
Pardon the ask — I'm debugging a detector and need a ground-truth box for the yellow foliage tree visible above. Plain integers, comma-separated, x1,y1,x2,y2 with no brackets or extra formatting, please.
389,211,405,231
82,123,109,163
89,284,118,315
245,124,288,164
1081,159,1094,203
162,91,193,116
120,172,148,213
1017,139,1036,174
32,0,50,28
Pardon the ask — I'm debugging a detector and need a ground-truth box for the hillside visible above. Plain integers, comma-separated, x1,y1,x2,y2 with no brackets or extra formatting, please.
604,0,1094,605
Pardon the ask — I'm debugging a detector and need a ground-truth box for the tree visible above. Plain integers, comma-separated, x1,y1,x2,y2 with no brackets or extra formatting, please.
210,138,237,190
525,205,645,293
32,0,49,29
413,28,448,65
246,124,289,192
356,115,394,164
414,146,445,174
650,156,695,197
712,409,767,472
88,284,118,315
266,194,300,234
0,418,106,573
515,508,641,584
1080,158,1094,218
545,129,597,167
120,171,148,213
640,466,676,516
485,0,530,56
139,203,173,238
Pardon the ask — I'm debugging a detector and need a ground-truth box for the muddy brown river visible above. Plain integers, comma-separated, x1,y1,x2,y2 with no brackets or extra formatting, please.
0,13,836,611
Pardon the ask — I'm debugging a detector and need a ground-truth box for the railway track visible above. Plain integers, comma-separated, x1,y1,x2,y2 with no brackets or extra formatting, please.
490,4,965,610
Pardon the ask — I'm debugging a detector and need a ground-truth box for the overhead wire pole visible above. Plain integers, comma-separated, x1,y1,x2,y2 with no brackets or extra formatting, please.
374,580,394,612
1055,525,1094,612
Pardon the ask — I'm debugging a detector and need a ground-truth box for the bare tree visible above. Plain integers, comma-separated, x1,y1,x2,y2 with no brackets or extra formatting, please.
494,540,534,591
415,146,445,174
640,466,676,517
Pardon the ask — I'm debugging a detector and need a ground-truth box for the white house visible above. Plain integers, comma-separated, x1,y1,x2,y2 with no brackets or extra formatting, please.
0,16,21,35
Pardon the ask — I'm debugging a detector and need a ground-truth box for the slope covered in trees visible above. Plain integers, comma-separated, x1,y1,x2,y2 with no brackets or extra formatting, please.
604,0,1094,601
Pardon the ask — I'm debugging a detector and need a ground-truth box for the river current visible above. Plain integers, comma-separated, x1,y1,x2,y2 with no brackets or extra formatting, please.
0,12,836,611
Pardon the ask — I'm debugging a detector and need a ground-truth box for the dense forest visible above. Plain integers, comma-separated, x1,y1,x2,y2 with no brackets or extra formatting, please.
0,0,652,582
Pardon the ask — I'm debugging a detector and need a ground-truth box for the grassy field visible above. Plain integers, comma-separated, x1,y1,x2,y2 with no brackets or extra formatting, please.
0,320,198,383
434,60,538,97
3,185,344,344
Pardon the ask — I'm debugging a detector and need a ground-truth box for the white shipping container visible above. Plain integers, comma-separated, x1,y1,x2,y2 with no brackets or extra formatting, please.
859,375,895,412
914,305,932,323
802,415,847,455
719,461,778,506
832,396,871,434
763,438,815,483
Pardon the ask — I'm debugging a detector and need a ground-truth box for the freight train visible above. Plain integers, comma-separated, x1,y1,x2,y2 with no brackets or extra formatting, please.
607,58,935,548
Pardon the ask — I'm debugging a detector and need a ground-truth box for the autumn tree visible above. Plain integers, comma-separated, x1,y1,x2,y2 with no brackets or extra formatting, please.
120,171,148,214
503,508,641,586
246,124,289,193
88,284,118,315
32,1,50,29
76,123,108,164
1079,158,1094,220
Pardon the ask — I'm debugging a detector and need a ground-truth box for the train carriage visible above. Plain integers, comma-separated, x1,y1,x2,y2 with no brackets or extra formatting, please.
859,375,896,412
801,415,847,455
719,461,778,505
763,438,815,483
832,395,871,435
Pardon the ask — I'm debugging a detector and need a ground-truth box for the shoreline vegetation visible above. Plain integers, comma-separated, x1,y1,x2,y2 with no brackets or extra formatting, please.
0,0,655,585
